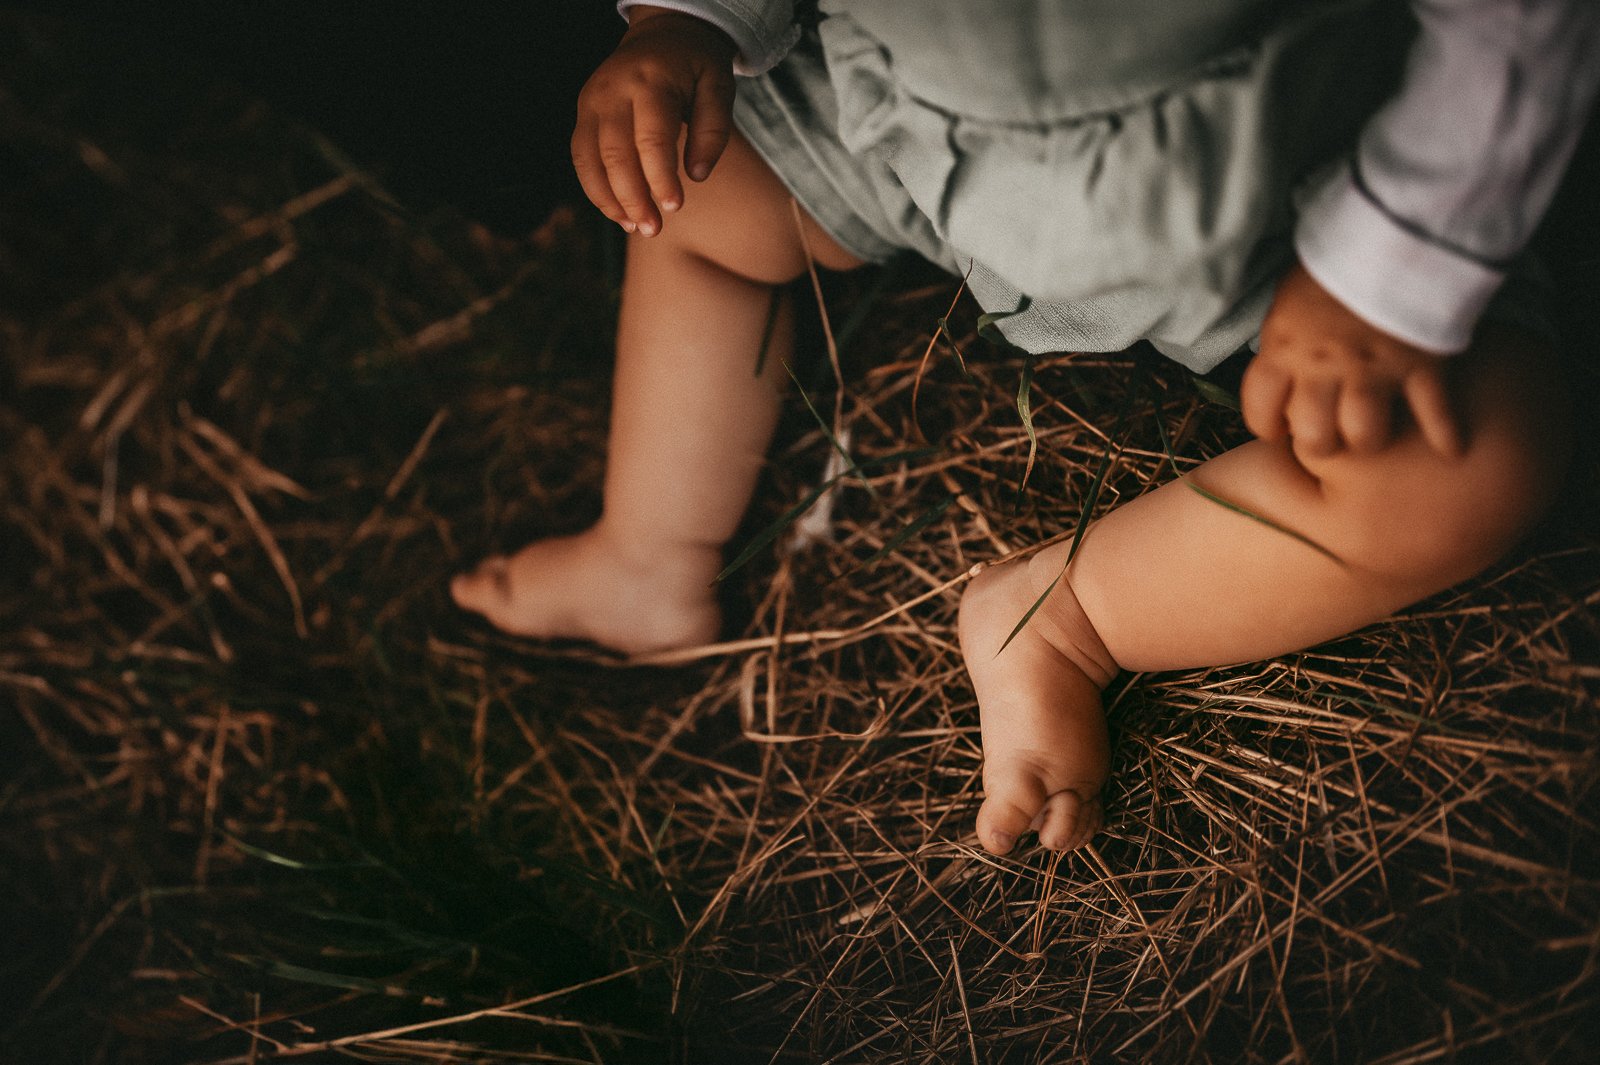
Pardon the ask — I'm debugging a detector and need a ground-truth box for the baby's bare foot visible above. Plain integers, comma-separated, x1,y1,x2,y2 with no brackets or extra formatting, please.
959,544,1119,855
451,526,722,655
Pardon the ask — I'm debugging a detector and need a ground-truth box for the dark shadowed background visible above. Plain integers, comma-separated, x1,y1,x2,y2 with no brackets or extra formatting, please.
11,0,1598,257
13,0,619,232
3,4,1599,1062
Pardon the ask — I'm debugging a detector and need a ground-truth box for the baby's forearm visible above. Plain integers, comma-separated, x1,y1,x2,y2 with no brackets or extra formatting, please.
614,1,800,76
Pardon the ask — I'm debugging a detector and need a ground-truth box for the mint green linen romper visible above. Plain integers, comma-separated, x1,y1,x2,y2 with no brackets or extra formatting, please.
731,0,1413,372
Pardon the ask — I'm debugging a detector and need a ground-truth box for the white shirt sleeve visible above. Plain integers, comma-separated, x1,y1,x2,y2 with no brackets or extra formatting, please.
1294,0,1600,354
615,1,800,76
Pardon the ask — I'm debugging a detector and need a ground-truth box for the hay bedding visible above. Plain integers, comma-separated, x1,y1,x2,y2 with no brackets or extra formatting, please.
4,13,1599,1065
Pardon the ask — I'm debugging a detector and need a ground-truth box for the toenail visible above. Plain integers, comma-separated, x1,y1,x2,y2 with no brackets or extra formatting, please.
991,830,1016,854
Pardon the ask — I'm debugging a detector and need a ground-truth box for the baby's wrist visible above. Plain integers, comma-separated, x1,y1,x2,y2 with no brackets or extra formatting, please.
622,6,737,58
624,4,693,24
624,4,721,36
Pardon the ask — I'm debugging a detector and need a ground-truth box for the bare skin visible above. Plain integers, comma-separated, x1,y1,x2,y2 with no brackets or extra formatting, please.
454,8,1574,853
451,8,862,655
962,323,1569,854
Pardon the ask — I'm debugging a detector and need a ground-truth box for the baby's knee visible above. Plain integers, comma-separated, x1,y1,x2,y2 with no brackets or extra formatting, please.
1324,434,1563,592
1310,331,1572,587
658,133,865,285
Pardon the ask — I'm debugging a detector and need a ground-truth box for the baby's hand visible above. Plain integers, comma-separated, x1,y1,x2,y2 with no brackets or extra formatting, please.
1242,262,1464,458
572,7,737,237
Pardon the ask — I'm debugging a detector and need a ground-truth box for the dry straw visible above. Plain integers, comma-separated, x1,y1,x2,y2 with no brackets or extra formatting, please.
3,12,1598,1064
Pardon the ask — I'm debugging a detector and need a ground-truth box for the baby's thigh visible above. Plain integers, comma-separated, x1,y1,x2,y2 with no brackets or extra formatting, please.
664,132,865,283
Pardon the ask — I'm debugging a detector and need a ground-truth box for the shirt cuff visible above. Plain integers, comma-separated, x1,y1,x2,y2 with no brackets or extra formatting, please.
616,1,800,76
1293,161,1505,355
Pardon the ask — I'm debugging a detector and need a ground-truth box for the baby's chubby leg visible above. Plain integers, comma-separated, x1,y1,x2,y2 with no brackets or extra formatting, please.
964,322,1572,856
452,132,863,653
960,543,1117,854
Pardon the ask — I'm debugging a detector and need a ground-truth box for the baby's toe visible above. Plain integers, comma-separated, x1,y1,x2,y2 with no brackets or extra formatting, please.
976,770,1049,856
1031,789,1103,851
450,558,509,617
979,760,1108,856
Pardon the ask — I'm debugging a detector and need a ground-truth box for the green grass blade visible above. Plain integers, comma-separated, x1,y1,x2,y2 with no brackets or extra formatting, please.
832,253,908,360
223,832,384,872
936,318,971,376
233,956,424,997
1149,378,1344,565
716,448,943,584
289,907,478,953
913,272,974,438
996,390,1130,656
865,446,945,467
856,492,957,570
1192,374,1241,411
715,476,839,584
1150,382,1182,479
753,286,783,377
934,262,974,377
976,293,1032,345
651,804,676,856
1015,352,1039,496
994,567,1067,658
974,313,1008,344
783,360,878,500
1181,478,1346,565
538,855,677,931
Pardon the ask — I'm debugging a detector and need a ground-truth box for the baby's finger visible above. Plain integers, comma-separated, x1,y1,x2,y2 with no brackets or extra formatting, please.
597,109,662,234
1403,369,1465,457
570,119,634,231
1336,383,1393,453
685,65,734,182
1240,358,1292,441
633,93,687,214
1286,376,1341,457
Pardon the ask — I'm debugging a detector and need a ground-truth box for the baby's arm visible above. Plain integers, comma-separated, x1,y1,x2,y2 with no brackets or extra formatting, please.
1243,0,1600,457
575,2,797,236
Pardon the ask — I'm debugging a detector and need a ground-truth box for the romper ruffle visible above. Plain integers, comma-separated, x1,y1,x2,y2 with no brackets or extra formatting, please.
731,0,1413,372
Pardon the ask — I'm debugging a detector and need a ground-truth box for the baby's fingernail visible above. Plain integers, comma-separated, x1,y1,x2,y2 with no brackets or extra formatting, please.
638,220,658,237
661,197,680,213
620,220,636,233
990,831,1016,854
688,163,709,182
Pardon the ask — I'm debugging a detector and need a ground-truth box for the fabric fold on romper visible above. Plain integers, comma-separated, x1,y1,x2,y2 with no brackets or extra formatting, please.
733,0,1412,372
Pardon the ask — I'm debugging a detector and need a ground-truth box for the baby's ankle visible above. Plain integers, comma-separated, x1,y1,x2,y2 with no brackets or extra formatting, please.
1022,547,1120,689
591,519,724,583
451,524,724,654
